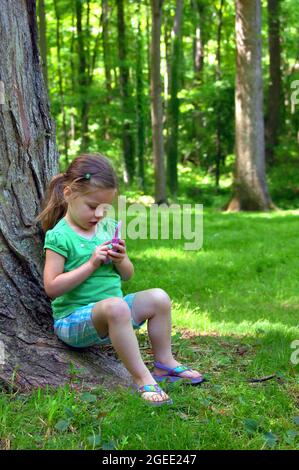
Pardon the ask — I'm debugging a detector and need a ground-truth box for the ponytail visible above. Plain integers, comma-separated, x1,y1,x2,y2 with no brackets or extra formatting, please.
35,173,67,232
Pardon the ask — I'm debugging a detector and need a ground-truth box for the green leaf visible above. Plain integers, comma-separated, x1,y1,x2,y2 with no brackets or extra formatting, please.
64,406,75,418
293,416,299,426
87,434,101,448
201,398,211,407
284,429,298,445
54,419,71,432
263,432,278,448
80,392,97,403
102,441,117,450
244,419,259,434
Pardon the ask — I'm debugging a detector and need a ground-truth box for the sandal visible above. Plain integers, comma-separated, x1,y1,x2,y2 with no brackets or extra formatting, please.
135,384,173,407
153,362,206,385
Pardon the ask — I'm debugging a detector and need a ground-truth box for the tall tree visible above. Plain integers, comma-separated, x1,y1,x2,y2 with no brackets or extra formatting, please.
266,0,283,165
227,0,273,211
215,0,225,187
192,0,206,78
0,0,130,390
70,5,76,142
151,0,167,204
76,0,102,152
102,0,112,140
76,0,89,151
189,0,210,167
53,0,69,166
117,0,135,184
136,0,146,191
166,0,184,197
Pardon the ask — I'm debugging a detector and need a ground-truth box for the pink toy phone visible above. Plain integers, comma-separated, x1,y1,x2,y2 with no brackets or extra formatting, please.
112,220,122,251
103,221,122,264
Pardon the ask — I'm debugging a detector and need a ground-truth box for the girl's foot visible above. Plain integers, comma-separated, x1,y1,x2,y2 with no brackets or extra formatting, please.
134,375,172,405
153,360,204,382
136,383,172,406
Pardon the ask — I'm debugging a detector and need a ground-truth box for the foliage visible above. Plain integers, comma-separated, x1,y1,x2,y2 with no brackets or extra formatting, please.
38,0,299,196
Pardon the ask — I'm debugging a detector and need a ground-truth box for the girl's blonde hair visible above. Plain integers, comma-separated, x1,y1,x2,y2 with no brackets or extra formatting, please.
35,153,118,232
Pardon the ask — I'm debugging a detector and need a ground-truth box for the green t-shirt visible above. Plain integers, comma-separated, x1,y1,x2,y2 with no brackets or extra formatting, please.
44,217,123,320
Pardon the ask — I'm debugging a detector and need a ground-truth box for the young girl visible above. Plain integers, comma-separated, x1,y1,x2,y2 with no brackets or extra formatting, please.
37,154,204,406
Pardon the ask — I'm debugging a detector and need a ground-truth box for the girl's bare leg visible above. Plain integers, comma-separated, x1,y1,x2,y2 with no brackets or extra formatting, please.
91,298,170,403
130,288,203,379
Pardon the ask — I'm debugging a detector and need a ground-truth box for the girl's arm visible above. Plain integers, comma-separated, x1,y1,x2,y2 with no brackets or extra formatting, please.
44,249,97,298
44,242,110,298
113,255,134,281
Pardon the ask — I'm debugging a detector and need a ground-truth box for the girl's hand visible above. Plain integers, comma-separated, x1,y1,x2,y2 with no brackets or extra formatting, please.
107,239,127,265
89,241,111,269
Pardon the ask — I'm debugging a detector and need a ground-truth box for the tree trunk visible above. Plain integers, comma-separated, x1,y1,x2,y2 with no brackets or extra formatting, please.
76,0,90,152
163,8,171,125
53,0,69,167
102,0,112,141
146,0,151,106
151,0,167,204
37,0,48,91
166,0,184,197
192,0,205,77
0,0,131,391
215,0,224,188
190,0,209,166
265,0,283,165
227,0,273,211
136,0,146,191
117,0,135,184
70,4,76,141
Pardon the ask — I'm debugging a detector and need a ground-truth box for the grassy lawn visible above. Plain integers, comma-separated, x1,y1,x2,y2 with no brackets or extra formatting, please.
1,164,299,450
1,207,298,450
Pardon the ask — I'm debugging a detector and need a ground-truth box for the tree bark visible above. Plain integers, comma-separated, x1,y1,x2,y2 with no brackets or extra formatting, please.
189,0,210,167
192,0,205,77
227,0,273,211
136,0,146,191
0,0,131,391
102,0,112,141
265,0,283,165
37,0,48,91
151,0,167,204
70,3,76,142
117,0,135,184
166,0,184,197
215,0,225,188
53,0,69,167
76,0,90,152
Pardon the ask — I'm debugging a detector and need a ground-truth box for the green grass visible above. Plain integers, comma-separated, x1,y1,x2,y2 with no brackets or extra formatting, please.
1,164,299,450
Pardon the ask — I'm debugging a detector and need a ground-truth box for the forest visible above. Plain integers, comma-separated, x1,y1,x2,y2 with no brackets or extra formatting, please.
0,0,298,452
37,0,299,209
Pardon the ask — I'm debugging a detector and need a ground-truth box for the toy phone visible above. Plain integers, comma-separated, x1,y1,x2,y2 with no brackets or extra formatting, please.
103,221,122,264
111,220,122,252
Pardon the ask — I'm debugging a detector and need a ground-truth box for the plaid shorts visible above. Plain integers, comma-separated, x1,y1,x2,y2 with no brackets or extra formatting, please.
53,293,145,348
